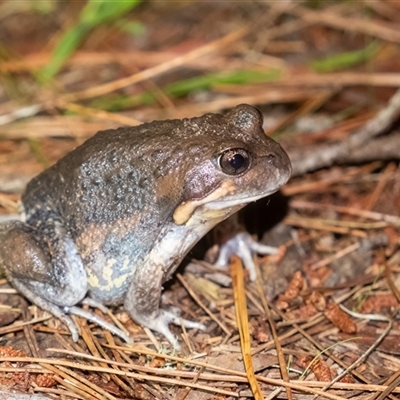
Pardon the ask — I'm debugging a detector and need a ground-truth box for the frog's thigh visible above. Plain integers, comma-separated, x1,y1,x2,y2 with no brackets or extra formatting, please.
0,220,87,307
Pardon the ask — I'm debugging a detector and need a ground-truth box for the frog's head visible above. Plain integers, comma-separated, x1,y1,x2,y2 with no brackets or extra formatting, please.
171,104,292,226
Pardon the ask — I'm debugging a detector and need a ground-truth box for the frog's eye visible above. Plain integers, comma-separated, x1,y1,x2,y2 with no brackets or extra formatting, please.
218,148,251,175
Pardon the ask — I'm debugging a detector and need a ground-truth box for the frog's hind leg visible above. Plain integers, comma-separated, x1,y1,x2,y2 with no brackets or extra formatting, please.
0,220,88,341
11,278,81,341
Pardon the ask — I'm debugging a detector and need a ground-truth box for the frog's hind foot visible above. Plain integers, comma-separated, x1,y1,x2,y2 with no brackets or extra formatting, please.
67,305,132,344
12,278,132,343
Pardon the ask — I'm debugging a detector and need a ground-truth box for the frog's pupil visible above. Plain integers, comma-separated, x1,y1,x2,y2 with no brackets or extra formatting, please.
230,153,245,170
218,148,250,175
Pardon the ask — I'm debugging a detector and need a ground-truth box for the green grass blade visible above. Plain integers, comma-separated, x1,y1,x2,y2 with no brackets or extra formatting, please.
166,69,280,96
40,0,142,82
311,42,379,73
80,0,142,26
39,25,89,82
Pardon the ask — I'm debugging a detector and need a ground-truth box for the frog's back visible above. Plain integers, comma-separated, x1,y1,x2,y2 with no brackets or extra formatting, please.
22,120,182,224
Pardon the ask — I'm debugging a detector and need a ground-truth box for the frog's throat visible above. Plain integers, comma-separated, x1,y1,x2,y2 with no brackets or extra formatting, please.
173,180,236,225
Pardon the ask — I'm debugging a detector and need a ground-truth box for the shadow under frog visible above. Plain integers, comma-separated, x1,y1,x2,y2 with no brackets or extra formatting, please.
0,104,291,349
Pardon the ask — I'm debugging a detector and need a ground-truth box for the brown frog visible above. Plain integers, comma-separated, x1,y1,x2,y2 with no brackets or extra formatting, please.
0,104,291,348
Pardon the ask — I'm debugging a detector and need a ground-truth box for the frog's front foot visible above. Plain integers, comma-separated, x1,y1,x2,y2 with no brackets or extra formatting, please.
126,304,205,349
214,232,278,281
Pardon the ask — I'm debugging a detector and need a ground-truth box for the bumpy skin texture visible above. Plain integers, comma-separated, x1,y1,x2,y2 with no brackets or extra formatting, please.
0,104,292,346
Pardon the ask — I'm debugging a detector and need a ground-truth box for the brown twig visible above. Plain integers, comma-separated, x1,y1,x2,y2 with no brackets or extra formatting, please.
290,200,400,227
177,273,231,336
289,87,400,176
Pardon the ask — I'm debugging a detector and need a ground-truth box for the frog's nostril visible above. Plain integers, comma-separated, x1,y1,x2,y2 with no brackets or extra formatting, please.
266,153,276,164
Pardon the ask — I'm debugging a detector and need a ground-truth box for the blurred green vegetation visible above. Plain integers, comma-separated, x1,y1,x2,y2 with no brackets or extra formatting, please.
90,69,281,111
306,0,350,8
311,42,379,73
28,139,51,168
39,0,142,82
0,0,378,110
0,0,55,17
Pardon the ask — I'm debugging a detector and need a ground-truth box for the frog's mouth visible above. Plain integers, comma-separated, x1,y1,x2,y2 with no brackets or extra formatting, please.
172,180,280,226
203,191,277,210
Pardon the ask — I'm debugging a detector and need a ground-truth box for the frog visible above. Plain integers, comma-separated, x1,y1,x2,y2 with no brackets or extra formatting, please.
0,104,291,348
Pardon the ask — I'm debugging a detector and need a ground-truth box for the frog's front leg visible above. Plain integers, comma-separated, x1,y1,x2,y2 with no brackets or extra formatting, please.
214,232,279,281
0,218,88,340
125,261,205,349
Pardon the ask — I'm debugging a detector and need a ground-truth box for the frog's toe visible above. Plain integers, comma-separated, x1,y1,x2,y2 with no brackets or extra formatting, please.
81,297,109,314
168,310,206,331
62,316,80,342
150,311,180,349
140,309,205,349
214,232,278,281
68,306,132,344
